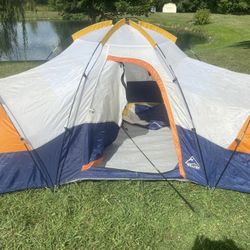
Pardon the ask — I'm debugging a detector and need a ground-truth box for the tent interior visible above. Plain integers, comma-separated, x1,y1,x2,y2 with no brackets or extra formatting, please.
102,63,178,174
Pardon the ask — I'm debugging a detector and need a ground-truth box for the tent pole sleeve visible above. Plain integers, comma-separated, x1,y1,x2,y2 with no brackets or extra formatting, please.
72,20,113,41
128,20,157,47
138,21,177,43
101,19,126,45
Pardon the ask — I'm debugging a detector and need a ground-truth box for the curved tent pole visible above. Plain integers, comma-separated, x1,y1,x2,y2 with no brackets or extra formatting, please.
107,55,186,178
56,18,207,188
155,44,209,186
214,119,250,189
116,20,187,178
0,104,54,187
55,41,103,186
127,20,208,185
57,17,196,209
56,19,128,186
121,123,195,212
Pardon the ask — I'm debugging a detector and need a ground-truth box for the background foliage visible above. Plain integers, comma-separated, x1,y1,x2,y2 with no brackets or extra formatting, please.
193,8,211,25
154,0,250,14
0,0,26,57
0,2,250,249
48,0,150,22
47,0,250,22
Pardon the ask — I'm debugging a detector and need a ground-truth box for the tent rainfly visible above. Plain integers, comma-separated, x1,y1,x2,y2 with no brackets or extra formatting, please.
0,19,250,194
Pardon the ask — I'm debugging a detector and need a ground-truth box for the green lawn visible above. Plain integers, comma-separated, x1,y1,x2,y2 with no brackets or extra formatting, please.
0,13,250,250
144,13,250,74
25,5,62,20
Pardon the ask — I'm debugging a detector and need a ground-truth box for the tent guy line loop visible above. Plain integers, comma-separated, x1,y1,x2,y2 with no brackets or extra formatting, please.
121,123,195,213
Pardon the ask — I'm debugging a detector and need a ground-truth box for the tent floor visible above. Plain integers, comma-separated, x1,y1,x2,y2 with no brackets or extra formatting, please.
103,122,178,173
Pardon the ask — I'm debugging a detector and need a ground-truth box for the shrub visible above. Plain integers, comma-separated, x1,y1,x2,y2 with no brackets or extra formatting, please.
217,0,250,14
193,9,211,25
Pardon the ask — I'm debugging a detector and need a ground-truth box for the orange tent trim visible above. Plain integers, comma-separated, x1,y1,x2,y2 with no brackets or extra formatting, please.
0,105,27,153
107,55,185,178
81,157,104,171
228,116,250,154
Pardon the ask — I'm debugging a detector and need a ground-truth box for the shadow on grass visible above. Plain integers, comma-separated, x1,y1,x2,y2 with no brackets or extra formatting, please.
230,40,250,49
192,236,243,250
161,26,208,51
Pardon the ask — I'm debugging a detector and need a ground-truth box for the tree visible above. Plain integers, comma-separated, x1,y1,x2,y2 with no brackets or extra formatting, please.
49,0,151,23
0,0,36,58
0,0,27,58
151,0,249,14
217,0,250,14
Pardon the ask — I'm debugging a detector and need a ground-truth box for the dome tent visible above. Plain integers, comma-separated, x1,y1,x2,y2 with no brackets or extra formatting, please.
0,19,250,194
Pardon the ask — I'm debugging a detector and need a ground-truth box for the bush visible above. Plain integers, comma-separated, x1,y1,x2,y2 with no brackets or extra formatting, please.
217,0,250,14
193,9,211,25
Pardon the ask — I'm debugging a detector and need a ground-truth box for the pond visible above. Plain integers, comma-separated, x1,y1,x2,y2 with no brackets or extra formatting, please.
0,20,89,61
0,20,207,61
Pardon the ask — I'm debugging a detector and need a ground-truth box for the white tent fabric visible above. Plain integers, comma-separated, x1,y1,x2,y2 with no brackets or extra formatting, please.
0,19,250,194
1,20,250,152
1,20,250,154
175,58,250,147
103,123,177,173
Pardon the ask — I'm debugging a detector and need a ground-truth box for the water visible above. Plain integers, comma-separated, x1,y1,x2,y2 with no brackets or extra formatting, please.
0,20,207,61
0,20,89,61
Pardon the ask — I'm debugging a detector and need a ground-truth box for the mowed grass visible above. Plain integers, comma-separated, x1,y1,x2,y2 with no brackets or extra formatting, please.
0,182,249,249
0,13,250,250
144,13,250,74
0,61,42,78
25,5,62,20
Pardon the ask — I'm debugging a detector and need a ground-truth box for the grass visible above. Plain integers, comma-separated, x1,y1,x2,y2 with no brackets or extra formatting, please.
144,13,250,74
25,5,88,21
0,61,42,78
0,182,249,249
0,13,250,250
25,5,62,20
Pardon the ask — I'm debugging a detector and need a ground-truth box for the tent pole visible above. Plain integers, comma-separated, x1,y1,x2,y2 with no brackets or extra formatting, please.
0,104,54,188
214,120,250,189
55,42,103,186
155,44,209,187
121,123,195,212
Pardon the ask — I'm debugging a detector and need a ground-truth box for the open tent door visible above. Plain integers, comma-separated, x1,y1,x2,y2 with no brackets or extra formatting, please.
102,60,179,175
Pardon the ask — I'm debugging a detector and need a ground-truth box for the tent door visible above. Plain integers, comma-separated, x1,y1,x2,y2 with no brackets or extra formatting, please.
101,62,178,175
